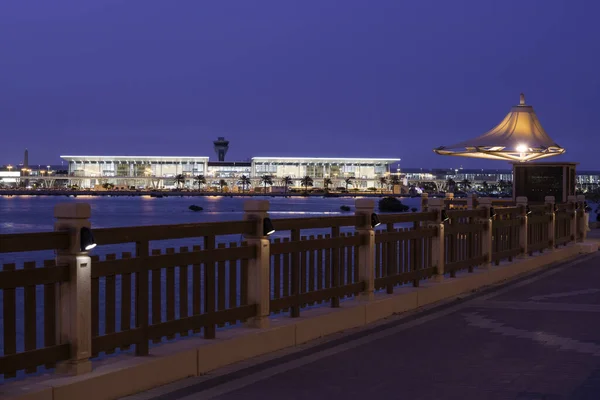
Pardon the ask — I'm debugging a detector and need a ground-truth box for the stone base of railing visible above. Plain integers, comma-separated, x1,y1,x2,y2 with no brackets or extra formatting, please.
1,243,595,400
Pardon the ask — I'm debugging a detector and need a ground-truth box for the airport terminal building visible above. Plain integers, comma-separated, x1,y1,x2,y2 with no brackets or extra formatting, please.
60,154,400,189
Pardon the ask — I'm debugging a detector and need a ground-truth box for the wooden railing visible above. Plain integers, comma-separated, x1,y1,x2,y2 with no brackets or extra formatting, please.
527,205,552,255
555,204,575,246
491,206,522,265
269,216,364,316
88,221,256,357
374,212,439,293
0,258,67,378
0,195,589,381
445,209,487,276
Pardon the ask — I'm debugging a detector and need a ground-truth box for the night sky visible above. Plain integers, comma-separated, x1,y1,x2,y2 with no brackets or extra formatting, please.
1,0,599,169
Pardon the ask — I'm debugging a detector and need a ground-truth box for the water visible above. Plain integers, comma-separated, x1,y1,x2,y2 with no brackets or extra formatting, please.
0,195,422,234
0,194,422,378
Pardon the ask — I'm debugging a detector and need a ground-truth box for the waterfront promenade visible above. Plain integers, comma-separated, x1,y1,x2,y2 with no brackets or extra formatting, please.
127,250,600,400
0,195,597,399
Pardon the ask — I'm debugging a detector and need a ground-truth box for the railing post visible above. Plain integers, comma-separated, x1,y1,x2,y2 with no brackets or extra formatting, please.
53,203,93,375
477,198,493,269
466,194,477,210
516,196,528,257
428,198,445,280
545,196,556,249
577,194,587,242
420,193,429,212
471,193,479,210
355,199,375,301
568,195,578,243
444,192,454,209
243,200,271,329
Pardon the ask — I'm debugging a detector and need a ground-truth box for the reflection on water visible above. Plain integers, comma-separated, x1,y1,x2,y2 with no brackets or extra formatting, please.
0,195,423,234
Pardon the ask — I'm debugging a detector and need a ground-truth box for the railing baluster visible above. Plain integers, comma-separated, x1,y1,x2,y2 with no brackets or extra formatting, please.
273,238,281,303
341,233,348,287
217,243,226,327
316,234,324,291
324,234,331,290
241,241,249,307
135,240,150,356
385,223,394,293
300,236,307,303
121,252,132,350
2,263,17,378
203,235,216,339
283,238,290,302
179,246,189,336
308,235,315,300
151,248,161,342
43,259,57,368
290,229,300,318
413,222,420,286
24,261,36,373
192,244,201,333
331,226,340,308
105,253,116,353
165,247,176,339
228,242,238,323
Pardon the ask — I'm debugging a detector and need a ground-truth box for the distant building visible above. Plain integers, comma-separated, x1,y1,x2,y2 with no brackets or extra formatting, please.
251,157,399,188
59,155,399,189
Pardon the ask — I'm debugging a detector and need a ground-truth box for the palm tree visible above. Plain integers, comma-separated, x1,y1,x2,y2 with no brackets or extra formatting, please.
281,176,293,196
261,175,273,194
446,178,456,193
481,181,489,194
194,175,206,190
344,177,354,191
323,177,332,191
300,175,314,194
175,174,186,189
378,176,388,194
498,180,508,194
239,175,251,193
218,179,227,192
461,179,472,191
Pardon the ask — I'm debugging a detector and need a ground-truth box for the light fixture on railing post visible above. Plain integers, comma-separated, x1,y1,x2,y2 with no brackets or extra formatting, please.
441,209,450,223
526,205,532,215
370,213,381,228
489,207,497,219
80,227,96,251
263,217,275,236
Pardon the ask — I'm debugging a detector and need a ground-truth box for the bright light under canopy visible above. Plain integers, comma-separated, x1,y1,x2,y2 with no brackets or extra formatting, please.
434,93,565,162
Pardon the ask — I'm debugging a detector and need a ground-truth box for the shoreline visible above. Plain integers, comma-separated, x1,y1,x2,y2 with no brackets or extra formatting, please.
0,189,413,198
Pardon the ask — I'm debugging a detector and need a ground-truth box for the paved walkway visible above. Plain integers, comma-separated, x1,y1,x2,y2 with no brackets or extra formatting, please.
125,250,600,400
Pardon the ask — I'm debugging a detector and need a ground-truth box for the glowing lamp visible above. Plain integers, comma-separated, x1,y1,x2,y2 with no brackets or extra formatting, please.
80,227,97,251
263,217,275,236
371,213,381,228
516,144,528,153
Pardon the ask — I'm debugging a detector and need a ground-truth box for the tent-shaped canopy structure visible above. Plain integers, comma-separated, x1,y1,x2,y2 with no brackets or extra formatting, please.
433,94,565,162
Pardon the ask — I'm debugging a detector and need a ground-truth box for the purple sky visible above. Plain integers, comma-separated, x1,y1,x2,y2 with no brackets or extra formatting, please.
1,0,599,169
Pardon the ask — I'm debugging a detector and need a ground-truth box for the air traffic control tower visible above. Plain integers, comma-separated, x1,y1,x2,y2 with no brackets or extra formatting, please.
213,137,229,162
